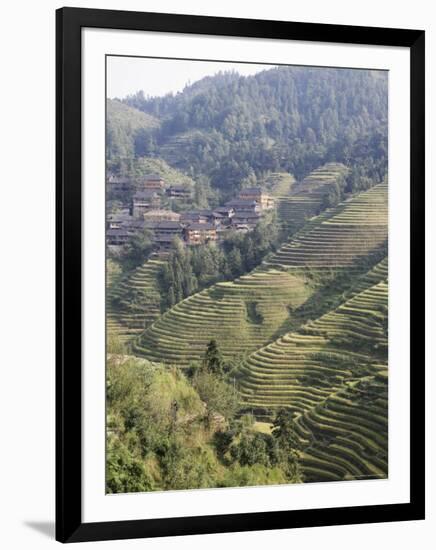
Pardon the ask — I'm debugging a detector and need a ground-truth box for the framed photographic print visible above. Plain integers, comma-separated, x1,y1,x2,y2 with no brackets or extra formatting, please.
56,7,425,543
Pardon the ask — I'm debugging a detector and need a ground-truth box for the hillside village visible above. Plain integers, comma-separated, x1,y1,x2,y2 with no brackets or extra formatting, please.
107,173,275,253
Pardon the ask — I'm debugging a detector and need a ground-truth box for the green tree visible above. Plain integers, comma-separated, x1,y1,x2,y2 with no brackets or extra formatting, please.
271,408,302,481
193,369,239,424
121,229,154,271
203,339,224,375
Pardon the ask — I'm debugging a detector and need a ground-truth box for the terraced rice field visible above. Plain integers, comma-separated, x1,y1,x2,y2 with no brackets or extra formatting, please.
238,275,388,414
132,182,387,367
106,258,165,342
276,163,348,231
238,255,388,482
267,183,387,269
132,269,313,365
296,373,388,481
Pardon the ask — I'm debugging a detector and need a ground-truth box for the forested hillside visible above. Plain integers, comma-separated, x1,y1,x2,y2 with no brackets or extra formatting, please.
115,66,387,197
106,99,160,161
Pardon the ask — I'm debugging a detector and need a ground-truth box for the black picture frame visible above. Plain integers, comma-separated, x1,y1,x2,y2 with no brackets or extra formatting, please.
56,7,425,543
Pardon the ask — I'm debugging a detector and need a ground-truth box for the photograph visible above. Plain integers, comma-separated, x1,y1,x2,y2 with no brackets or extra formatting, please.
105,56,389,494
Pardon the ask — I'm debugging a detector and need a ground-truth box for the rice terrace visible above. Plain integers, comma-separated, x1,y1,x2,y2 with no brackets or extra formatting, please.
106,59,388,493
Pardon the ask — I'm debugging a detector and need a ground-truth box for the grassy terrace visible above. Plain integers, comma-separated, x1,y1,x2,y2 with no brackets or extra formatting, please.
238,275,388,414
267,183,388,269
106,258,165,343
265,172,295,197
132,269,313,364
296,374,388,482
132,179,387,367
276,162,348,231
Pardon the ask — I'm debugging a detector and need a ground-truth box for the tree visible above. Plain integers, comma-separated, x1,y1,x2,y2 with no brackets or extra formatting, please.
227,248,243,278
121,229,154,270
203,339,224,375
193,369,239,424
230,432,271,467
272,408,301,452
270,408,303,482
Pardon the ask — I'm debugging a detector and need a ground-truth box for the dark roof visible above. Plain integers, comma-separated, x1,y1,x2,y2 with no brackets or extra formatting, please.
124,219,145,229
168,185,191,192
192,209,213,216
181,211,205,219
186,223,216,231
211,211,224,218
214,206,235,213
239,187,263,194
225,199,258,207
233,214,260,221
180,210,212,220
233,209,261,217
146,221,182,230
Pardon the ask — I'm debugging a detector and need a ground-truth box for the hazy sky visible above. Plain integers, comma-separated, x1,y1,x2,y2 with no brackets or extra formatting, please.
107,56,274,99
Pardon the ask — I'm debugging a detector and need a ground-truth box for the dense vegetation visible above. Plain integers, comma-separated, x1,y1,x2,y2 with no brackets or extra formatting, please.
117,67,387,199
107,341,301,493
106,99,159,161
158,215,281,309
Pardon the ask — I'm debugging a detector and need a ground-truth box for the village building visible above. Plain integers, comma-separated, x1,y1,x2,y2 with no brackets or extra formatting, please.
238,187,275,210
123,218,146,233
106,227,131,246
225,199,261,213
143,209,181,222
209,211,225,225
131,190,161,218
232,211,261,230
107,175,131,196
213,206,235,220
166,185,192,199
184,223,217,246
138,174,165,192
180,210,211,225
153,233,178,253
106,210,132,230
145,220,184,238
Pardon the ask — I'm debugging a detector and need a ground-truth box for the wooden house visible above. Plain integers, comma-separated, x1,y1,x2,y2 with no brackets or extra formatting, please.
131,190,161,218
239,187,274,210
166,186,192,199
138,174,165,192
184,223,217,245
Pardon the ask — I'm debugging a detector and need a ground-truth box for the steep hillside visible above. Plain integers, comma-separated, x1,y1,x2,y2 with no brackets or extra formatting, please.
238,266,388,413
132,269,313,365
107,259,165,343
132,182,387,366
266,182,387,269
296,373,388,481
275,162,348,232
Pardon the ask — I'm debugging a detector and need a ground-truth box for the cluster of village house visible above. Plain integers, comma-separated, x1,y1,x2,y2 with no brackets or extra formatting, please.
107,174,274,253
